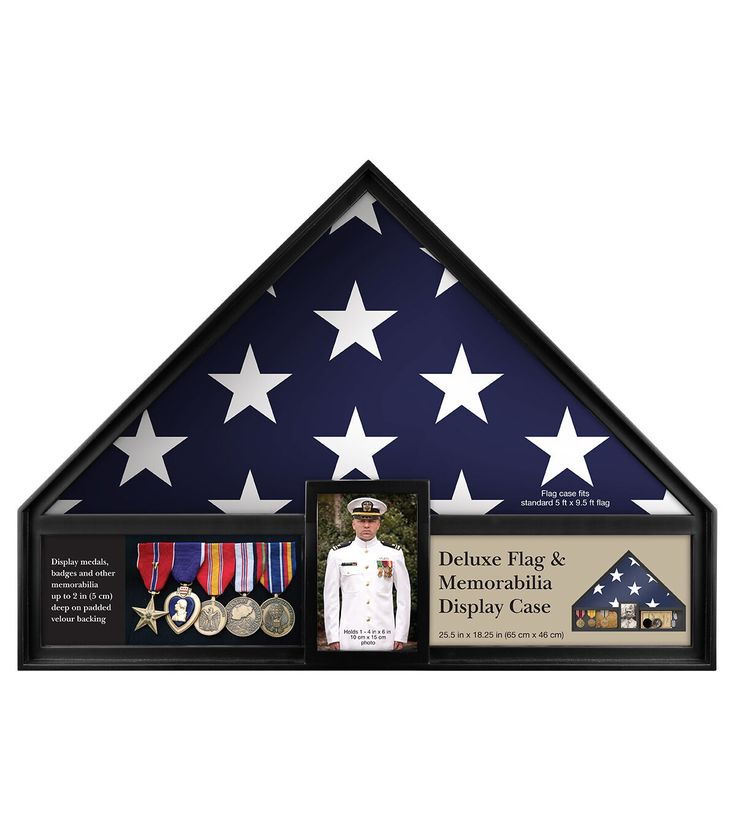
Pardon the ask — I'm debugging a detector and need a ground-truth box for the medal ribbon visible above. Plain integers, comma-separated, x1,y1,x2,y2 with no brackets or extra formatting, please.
196,542,236,596
234,543,263,594
137,542,174,592
259,541,297,594
172,542,205,584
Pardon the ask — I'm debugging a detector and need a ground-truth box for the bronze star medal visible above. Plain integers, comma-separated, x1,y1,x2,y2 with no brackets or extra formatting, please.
132,542,176,636
132,595,167,634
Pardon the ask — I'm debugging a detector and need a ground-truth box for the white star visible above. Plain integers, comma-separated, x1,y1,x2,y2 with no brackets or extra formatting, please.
628,582,641,596
628,556,640,566
420,345,503,423
420,247,459,297
631,490,690,515
330,192,382,234
113,410,186,486
645,598,661,609
314,407,396,480
526,407,608,486
647,574,657,583
209,470,291,514
609,597,620,608
314,282,396,360
610,568,623,582
267,286,276,297
46,499,82,515
431,471,504,514
593,584,605,595
209,345,291,423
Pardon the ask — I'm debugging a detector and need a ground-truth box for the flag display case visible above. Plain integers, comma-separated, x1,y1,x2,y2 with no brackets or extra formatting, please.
18,162,715,669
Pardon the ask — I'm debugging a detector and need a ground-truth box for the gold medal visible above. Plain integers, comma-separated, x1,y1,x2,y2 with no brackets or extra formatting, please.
195,597,228,636
194,543,236,637
260,594,296,638
259,541,298,638
227,543,263,636
225,595,262,637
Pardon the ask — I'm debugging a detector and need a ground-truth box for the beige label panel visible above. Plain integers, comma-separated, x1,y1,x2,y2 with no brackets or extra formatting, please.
430,535,691,647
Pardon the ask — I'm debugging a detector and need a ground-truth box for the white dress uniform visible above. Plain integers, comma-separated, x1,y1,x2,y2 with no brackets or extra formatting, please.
323,536,411,651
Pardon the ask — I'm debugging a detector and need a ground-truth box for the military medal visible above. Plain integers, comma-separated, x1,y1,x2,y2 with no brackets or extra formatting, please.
259,541,297,638
132,542,174,634
225,542,263,637
575,608,585,628
377,559,393,579
164,542,204,634
195,542,236,636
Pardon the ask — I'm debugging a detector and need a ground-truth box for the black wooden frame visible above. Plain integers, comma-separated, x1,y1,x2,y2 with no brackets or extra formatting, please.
18,161,716,670
304,479,430,669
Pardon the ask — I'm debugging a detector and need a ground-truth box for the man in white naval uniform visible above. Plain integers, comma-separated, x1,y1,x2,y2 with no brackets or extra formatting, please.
323,497,411,651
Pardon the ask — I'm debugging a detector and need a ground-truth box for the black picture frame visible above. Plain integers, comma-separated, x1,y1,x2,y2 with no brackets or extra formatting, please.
305,479,430,669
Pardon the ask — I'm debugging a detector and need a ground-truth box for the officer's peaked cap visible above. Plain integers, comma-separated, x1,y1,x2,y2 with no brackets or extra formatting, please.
348,497,387,518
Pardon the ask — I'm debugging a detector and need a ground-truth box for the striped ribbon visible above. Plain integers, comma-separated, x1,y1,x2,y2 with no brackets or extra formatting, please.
136,542,175,592
196,542,236,596
233,543,263,594
259,541,297,594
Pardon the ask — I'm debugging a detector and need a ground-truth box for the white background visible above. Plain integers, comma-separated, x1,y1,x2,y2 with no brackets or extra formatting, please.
2,1,733,827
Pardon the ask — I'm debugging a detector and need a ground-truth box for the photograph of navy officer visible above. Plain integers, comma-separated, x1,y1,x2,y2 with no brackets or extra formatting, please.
323,497,411,651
